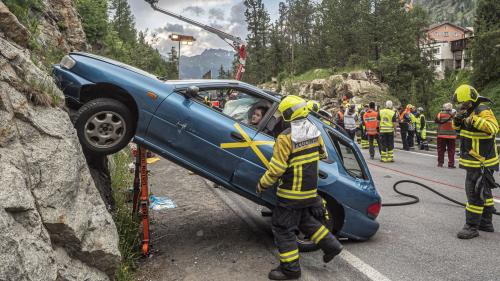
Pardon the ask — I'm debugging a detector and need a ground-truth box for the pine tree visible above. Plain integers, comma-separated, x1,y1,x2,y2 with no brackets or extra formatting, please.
110,0,136,43
471,0,500,89
244,0,271,83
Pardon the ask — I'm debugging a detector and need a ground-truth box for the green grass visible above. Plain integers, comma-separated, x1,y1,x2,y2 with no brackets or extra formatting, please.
110,150,140,281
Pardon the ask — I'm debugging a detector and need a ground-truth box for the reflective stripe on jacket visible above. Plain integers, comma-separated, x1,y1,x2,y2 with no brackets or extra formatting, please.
363,110,379,136
379,109,396,133
453,104,499,170
436,112,456,139
259,128,327,207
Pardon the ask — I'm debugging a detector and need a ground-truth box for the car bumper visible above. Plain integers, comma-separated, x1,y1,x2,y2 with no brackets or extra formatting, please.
52,64,93,108
339,204,379,241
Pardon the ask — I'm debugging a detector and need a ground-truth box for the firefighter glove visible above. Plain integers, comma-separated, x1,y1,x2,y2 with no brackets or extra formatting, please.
463,116,474,129
310,205,325,221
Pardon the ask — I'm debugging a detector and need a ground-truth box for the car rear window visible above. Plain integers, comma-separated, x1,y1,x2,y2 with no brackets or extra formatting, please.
326,130,366,179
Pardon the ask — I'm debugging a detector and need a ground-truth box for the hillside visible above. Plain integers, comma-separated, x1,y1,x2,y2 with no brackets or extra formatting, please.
180,48,234,79
416,0,477,26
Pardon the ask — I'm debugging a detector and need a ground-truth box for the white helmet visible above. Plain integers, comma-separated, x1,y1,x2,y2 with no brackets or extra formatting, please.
443,102,452,111
385,100,393,109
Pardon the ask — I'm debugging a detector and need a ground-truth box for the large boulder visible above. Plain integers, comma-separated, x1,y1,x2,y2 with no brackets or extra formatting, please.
0,3,120,281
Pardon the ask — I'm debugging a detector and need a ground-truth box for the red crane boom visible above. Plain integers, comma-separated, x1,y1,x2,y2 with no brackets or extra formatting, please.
145,0,247,80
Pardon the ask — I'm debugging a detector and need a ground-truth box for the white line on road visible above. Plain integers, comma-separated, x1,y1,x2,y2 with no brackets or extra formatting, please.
339,250,393,281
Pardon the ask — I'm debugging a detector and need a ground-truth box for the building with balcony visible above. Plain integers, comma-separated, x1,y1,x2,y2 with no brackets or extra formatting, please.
422,22,473,79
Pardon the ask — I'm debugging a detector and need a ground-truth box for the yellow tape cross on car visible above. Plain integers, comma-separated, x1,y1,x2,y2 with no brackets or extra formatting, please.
220,123,274,168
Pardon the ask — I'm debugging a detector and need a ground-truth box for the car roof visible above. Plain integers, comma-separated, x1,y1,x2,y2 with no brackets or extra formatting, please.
167,79,281,102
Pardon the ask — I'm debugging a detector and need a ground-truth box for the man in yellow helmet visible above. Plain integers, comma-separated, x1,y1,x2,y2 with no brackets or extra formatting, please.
257,95,343,280
452,84,499,239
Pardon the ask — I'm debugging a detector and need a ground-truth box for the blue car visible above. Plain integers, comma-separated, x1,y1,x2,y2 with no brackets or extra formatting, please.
53,52,381,244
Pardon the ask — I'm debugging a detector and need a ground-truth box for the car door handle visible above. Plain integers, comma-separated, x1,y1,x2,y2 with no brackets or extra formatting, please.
318,170,328,179
230,132,245,142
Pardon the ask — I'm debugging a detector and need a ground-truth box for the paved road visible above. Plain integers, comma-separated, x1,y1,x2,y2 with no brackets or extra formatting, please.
352,146,500,281
137,145,500,281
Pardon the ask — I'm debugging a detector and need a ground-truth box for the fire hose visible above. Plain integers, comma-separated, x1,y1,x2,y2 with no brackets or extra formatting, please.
382,180,500,216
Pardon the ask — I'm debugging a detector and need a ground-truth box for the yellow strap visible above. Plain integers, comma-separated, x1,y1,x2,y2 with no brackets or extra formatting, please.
220,123,274,168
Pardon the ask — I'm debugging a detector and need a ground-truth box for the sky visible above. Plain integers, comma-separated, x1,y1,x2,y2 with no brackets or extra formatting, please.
129,0,279,57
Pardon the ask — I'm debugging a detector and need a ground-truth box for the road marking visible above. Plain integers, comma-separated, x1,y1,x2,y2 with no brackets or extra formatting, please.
339,250,393,281
494,199,500,204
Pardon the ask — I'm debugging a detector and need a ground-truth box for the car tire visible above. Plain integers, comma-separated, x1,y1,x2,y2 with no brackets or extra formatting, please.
297,194,342,252
74,98,135,155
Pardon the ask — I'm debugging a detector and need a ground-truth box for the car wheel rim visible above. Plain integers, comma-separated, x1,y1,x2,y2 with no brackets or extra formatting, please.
84,111,126,149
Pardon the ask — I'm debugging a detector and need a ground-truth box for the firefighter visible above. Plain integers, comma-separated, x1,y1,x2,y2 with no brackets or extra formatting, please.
257,95,343,280
378,100,398,162
452,85,499,239
336,105,345,129
435,102,457,168
398,106,410,151
344,104,358,141
408,105,417,149
416,107,428,150
360,104,370,149
363,102,381,160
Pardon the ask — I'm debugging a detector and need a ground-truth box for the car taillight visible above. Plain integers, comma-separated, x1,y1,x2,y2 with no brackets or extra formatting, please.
367,202,381,219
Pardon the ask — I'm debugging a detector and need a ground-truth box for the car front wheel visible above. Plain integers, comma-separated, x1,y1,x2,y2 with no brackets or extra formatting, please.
74,98,135,155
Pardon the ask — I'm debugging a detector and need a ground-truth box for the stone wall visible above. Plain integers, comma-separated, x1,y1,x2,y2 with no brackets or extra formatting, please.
0,1,120,280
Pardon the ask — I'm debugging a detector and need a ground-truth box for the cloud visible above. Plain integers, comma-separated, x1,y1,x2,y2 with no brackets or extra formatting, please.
208,8,225,21
155,23,185,34
141,0,249,56
182,6,205,16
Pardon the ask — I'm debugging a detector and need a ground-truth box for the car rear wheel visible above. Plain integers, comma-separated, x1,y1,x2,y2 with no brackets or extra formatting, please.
297,194,343,252
74,98,135,155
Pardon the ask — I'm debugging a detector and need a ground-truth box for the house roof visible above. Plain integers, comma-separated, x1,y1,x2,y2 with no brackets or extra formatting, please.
426,22,472,33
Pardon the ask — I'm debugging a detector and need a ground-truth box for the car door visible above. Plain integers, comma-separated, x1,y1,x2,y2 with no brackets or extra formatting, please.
145,85,269,182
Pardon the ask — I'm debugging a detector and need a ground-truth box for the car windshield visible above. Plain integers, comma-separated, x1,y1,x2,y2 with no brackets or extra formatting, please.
222,96,260,124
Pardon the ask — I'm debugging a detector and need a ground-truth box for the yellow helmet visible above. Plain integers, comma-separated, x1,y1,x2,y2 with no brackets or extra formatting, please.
307,100,320,113
279,95,309,122
453,84,479,103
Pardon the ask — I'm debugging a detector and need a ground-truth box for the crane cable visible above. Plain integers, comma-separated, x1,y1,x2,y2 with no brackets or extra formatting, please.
382,180,500,216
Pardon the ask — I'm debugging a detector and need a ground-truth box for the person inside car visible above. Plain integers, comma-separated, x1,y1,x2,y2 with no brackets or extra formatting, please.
250,106,268,126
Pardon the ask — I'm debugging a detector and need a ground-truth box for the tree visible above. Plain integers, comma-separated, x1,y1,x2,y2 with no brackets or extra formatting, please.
110,0,136,43
244,0,271,83
75,0,109,48
471,0,500,89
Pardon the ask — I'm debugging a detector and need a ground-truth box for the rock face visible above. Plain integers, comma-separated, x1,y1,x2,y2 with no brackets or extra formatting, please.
266,70,398,112
0,2,120,281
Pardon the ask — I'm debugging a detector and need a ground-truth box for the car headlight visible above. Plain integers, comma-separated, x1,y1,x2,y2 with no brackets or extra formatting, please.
60,55,76,69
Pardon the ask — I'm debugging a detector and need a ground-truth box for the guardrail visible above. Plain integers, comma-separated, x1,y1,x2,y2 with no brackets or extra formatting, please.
393,121,500,151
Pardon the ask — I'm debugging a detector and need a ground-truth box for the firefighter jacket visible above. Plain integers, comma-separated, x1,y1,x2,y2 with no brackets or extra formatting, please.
378,109,397,133
435,111,456,139
363,110,379,136
453,104,499,171
409,113,417,131
259,128,327,207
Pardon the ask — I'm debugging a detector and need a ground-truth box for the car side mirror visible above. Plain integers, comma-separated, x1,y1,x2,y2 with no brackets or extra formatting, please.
184,86,199,99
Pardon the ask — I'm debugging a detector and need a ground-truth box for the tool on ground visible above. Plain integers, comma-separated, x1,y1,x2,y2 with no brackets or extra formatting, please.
132,146,151,256
145,0,246,80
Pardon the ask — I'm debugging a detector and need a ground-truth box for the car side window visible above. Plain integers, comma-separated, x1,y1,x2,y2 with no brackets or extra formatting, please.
326,130,366,179
193,88,273,129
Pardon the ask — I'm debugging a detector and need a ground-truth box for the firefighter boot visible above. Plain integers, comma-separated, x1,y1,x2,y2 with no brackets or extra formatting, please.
268,265,301,280
457,224,479,239
479,207,495,232
322,236,343,263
